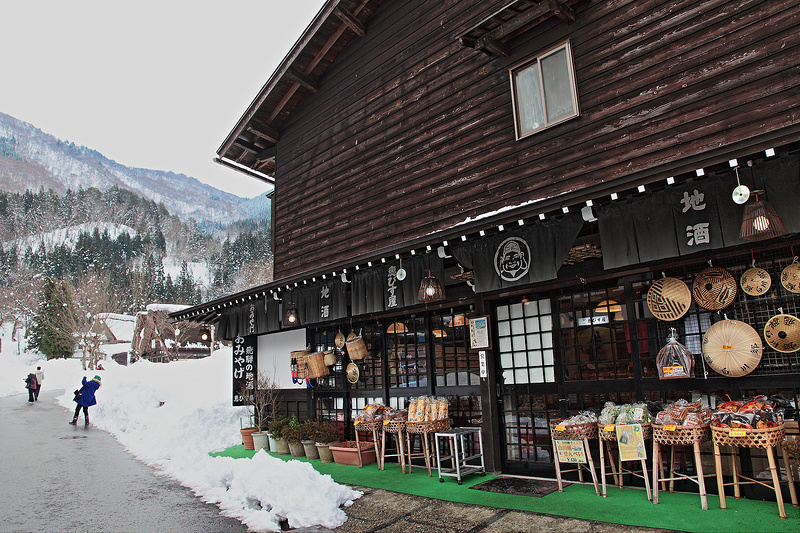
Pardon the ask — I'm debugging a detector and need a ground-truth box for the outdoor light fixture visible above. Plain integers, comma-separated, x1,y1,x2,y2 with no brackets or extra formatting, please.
739,191,787,242
284,303,299,325
418,270,445,302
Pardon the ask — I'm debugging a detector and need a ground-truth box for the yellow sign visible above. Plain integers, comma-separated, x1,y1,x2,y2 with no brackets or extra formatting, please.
729,428,747,437
616,424,647,461
604,424,615,432
555,425,566,431
663,424,677,431
555,439,587,464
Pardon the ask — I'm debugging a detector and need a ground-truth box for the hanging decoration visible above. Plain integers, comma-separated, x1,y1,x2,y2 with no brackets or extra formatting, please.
763,313,800,353
657,328,694,379
692,266,737,311
702,320,762,377
740,266,771,296
418,269,446,302
781,260,800,294
646,277,692,321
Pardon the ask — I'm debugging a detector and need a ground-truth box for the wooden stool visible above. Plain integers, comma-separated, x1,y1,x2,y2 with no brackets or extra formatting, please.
381,420,407,473
712,424,799,519
550,419,600,496
652,423,714,510
353,420,382,468
598,423,652,500
405,420,448,476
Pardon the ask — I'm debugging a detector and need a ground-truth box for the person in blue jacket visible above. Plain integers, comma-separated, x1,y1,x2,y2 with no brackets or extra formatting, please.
70,375,102,426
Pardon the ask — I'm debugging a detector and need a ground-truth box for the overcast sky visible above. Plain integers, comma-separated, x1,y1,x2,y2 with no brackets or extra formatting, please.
0,1,326,198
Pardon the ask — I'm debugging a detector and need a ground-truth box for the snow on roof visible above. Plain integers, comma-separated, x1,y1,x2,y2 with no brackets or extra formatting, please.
145,303,190,313
97,314,135,343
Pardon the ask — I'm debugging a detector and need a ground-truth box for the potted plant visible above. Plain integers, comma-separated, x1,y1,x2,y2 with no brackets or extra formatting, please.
329,440,376,466
312,420,340,463
300,420,320,460
281,415,305,457
268,416,291,455
238,371,280,451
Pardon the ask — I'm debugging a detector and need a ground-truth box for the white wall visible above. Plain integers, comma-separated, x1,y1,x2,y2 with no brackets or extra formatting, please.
256,329,308,389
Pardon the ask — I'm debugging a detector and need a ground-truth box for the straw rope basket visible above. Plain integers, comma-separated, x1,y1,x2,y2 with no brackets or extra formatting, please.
305,352,330,379
711,424,785,449
652,423,711,445
323,349,337,366
406,419,450,434
290,349,310,380
599,422,652,441
382,420,407,434
346,336,368,360
550,419,598,440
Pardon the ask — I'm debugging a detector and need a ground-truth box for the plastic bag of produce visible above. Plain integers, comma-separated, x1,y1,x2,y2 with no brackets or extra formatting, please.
656,328,694,379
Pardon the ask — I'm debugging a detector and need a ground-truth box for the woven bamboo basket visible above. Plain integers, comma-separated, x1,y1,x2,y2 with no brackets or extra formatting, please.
382,420,407,434
306,351,330,379
599,422,652,441
346,336,368,360
711,424,785,449
550,419,598,440
354,420,383,433
406,419,450,434
652,423,711,445
291,349,310,380
323,349,337,366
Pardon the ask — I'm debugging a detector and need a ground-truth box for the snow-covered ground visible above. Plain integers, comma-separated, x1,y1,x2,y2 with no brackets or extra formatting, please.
0,323,360,532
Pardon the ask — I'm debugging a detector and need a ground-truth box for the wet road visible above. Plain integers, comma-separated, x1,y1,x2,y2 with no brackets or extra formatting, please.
0,390,247,533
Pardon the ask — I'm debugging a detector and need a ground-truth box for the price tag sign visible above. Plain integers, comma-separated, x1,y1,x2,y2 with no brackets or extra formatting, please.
555,425,566,431
664,424,677,431
354,420,361,425
604,424,615,432
383,420,390,425
729,428,747,437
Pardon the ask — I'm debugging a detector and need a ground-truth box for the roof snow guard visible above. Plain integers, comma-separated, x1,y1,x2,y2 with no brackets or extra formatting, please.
215,0,384,183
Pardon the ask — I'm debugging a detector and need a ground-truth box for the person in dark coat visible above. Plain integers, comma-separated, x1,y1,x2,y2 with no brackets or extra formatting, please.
24,373,38,403
70,375,102,426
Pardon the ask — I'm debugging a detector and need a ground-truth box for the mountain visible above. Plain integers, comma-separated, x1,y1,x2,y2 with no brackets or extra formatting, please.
0,112,267,228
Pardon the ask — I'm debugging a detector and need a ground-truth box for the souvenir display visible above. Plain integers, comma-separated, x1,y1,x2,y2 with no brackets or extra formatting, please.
781,262,800,293
646,277,692,321
763,313,800,353
653,399,711,427
598,401,650,425
335,331,346,348
656,329,694,379
693,266,737,311
710,395,784,429
702,319,762,377
740,267,771,296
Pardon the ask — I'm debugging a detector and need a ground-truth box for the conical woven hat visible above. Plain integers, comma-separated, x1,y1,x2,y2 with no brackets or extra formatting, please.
763,314,800,353
781,263,800,293
693,267,737,310
647,277,691,321
702,320,762,377
346,362,360,383
740,267,771,296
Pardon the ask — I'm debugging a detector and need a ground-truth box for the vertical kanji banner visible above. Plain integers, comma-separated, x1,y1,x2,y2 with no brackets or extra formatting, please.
232,334,257,406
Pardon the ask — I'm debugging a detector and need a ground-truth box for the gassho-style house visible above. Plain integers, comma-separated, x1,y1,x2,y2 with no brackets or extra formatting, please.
171,0,800,496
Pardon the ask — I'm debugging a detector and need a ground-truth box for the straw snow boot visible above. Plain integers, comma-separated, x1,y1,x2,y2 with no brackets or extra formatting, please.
69,416,78,425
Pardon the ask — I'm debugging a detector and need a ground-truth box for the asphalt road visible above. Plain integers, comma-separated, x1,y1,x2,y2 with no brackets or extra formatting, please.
0,390,247,533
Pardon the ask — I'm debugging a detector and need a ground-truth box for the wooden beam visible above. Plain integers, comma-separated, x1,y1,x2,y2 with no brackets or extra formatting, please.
333,6,366,37
476,36,510,58
233,137,262,154
548,0,576,24
246,124,280,144
287,66,319,93
255,145,277,162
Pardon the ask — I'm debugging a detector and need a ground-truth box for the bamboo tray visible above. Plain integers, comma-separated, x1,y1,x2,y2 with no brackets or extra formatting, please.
711,424,785,448
550,419,598,440
653,423,710,445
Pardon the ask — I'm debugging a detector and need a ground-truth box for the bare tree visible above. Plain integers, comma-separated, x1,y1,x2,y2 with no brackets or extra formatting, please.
238,369,280,430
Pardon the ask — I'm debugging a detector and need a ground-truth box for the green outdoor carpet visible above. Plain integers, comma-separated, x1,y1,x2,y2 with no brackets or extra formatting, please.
210,445,799,533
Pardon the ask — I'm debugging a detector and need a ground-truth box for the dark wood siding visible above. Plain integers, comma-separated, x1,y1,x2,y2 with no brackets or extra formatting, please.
271,0,800,279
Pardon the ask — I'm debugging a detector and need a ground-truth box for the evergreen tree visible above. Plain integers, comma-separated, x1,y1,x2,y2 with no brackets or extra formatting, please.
28,277,77,359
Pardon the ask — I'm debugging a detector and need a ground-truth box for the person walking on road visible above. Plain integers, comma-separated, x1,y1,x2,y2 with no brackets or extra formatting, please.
70,375,101,426
34,366,44,401
24,372,38,403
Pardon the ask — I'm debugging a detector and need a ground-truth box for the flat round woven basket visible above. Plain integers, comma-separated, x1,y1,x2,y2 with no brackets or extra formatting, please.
702,319,762,377
711,424,785,449
599,422,652,441
740,267,771,296
382,420,407,434
354,420,383,432
647,277,692,321
693,267,738,311
781,262,800,293
763,313,800,353
406,419,450,433
550,419,598,440
652,423,710,445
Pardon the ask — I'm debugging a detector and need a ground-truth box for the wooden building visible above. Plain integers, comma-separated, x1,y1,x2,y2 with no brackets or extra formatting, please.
174,0,800,480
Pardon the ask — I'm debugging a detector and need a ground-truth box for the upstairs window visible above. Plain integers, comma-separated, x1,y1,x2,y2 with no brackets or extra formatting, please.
510,40,579,139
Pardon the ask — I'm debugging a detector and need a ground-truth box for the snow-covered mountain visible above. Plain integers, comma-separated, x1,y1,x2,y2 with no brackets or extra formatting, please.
0,112,268,228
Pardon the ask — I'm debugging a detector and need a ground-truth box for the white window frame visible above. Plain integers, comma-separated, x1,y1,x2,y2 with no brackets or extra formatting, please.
509,40,580,140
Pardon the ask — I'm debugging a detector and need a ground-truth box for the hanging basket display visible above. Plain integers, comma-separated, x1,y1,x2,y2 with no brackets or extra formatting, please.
740,267,771,296
346,362,360,384
781,262,800,293
646,277,692,321
763,313,800,353
702,320,762,377
693,267,737,311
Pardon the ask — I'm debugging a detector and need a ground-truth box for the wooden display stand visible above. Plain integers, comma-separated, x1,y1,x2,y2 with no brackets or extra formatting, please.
652,423,714,510
381,420,408,473
598,423,652,500
353,420,382,469
550,420,600,496
712,424,799,519
406,420,449,476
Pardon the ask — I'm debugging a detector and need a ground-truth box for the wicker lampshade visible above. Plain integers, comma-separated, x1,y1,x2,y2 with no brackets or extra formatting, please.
418,270,446,302
739,192,788,241
283,303,299,325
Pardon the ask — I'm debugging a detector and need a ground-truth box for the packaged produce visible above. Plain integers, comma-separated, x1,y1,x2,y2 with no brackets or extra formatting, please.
656,329,694,379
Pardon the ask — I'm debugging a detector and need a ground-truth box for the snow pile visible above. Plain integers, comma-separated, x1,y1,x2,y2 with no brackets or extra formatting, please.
0,323,360,532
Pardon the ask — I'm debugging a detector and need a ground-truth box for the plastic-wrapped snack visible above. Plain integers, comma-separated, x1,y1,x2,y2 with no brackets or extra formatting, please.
683,412,703,426
631,402,649,423
655,410,676,425
699,408,713,423
686,400,702,412
415,396,427,422
424,401,435,422
436,397,449,420
670,406,688,422
599,402,619,425
407,399,418,422
656,329,694,379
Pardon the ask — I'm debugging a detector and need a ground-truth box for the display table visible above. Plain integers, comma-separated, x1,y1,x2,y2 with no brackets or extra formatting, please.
652,423,713,510
550,419,600,496
712,424,798,519
406,420,449,476
598,423,652,500
435,427,485,484
381,420,408,474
